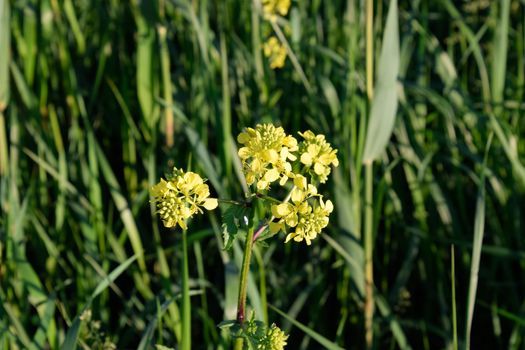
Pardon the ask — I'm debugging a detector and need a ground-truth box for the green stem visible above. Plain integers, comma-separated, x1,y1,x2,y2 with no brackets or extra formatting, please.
234,226,256,350
364,163,374,349
181,229,191,350
364,0,375,347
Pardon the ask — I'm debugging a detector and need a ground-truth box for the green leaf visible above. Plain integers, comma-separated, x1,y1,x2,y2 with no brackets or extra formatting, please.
222,204,251,251
61,255,138,350
269,304,345,350
362,0,399,164
155,345,176,350
217,319,237,329
0,0,10,109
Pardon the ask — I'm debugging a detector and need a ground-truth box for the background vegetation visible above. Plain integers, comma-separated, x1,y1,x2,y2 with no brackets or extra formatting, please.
1,0,525,349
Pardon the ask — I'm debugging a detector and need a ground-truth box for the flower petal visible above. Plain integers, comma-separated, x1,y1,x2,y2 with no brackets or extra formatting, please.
203,198,218,210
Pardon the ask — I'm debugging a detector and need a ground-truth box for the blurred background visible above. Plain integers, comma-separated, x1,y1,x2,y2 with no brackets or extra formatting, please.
1,0,525,349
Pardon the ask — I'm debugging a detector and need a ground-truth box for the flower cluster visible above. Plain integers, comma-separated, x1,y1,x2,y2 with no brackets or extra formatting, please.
268,175,333,245
257,323,289,350
238,123,298,191
261,0,291,22
260,0,291,69
263,37,287,69
244,313,288,350
238,124,338,245
150,168,218,229
298,130,339,183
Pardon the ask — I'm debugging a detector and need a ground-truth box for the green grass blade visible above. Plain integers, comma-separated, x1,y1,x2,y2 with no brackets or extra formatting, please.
491,0,510,105
451,246,458,350
61,255,138,350
0,0,9,111
95,142,148,278
362,0,399,164
269,304,345,350
464,136,491,349
63,0,86,53
375,294,410,350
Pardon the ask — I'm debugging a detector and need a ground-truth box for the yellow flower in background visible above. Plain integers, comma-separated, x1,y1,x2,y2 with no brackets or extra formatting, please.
263,36,287,69
238,123,298,190
262,0,291,21
257,323,289,350
150,168,218,229
298,130,339,183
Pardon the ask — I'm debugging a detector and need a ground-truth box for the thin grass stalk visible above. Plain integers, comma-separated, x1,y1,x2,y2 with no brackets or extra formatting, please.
451,245,458,350
251,0,264,81
0,112,8,176
234,226,255,350
159,25,175,147
0,0,10,176
364,162,374,349
364,0,375,347
181,229,191,350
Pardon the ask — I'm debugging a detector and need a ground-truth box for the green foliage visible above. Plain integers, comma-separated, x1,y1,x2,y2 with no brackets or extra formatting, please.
222,204,252,251
2,0,525,349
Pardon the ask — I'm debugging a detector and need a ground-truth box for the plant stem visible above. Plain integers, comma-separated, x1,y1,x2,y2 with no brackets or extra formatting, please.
365,0,374,102
181,229,191,350
364,0,374,347
364,162,374,349
252,186,296,242
234,226,256,350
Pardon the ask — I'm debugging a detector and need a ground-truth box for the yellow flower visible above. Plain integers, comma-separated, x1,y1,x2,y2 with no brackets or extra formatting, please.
238,123,298,191
150,168,218,229
257,323,289,350
263,37,287,69
298,130,339,183
269,180,332,245
262,0,291,22
284,197,333,245
270,188,310,231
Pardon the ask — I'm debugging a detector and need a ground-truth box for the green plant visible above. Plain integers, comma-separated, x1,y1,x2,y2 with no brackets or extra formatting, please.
150,123,339,349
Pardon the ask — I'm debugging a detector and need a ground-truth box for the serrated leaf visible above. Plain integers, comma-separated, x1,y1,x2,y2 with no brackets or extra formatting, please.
222,205,251,250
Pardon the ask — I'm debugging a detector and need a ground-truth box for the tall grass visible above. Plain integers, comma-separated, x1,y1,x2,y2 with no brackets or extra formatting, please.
1,0,525,349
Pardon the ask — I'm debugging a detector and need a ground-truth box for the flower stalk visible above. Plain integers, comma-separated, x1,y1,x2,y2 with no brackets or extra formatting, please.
181,229,191,350
234,226,256,350
364,0,375,347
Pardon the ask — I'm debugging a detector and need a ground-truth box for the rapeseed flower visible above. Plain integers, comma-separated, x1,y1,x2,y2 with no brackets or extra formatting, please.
269,184,316,231
298,130,339,183
269,177,332,245
284,197,333,245
262,0,291,21
150,168,218,229
263,37,287,69
257,323,289,350
238,123,298,191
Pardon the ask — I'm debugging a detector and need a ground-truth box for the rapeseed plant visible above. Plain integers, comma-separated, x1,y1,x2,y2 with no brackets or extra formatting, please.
151,123,338,349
